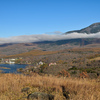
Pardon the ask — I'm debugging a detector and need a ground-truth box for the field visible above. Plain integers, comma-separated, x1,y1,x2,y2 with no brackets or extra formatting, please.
0,73,100,100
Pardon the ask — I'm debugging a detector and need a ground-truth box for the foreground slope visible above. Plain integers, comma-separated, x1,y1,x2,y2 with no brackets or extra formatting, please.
0,73,99,100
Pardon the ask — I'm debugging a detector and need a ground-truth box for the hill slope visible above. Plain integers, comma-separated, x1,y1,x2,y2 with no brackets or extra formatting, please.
0,38,100,56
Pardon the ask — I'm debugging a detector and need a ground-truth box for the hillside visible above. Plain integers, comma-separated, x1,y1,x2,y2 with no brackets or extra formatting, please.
0,43,40,56
0,38,100,56
4,50,59,58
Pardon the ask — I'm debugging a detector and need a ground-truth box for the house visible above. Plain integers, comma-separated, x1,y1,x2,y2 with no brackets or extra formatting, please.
49,63,57,66
8,58,16,64
1,58,16,64
39,61,44,65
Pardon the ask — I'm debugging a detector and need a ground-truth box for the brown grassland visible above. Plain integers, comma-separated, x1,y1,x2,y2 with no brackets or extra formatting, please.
4,50,59,58
0,73,100,100
4,47,100,58
67,47,100,52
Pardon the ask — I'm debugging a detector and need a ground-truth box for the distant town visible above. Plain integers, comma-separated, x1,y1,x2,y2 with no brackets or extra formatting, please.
0,58,23,64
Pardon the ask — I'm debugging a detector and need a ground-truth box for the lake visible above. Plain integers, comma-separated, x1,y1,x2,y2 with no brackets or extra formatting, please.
0,64,27,73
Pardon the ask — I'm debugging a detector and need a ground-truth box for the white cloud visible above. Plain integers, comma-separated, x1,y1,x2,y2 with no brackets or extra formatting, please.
45,31,63,34
0,32,100,44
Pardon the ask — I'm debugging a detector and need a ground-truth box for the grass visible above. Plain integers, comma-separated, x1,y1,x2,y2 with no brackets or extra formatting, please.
0,73,100,100
90,57,100,61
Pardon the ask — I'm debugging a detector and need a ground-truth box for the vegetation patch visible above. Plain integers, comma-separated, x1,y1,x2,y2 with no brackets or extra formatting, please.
90,57,100,61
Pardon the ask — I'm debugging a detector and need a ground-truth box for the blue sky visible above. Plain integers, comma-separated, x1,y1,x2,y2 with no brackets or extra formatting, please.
0,0,100,38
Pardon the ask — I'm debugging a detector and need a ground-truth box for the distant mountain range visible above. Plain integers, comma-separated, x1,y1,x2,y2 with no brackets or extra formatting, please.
65,22,100,34
0,22,100,56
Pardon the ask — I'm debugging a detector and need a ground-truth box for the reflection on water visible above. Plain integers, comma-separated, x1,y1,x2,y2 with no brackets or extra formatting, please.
0,67,10,69
0,64,27,73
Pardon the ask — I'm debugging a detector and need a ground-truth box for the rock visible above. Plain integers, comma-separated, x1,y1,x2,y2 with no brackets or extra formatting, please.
27,92,54,100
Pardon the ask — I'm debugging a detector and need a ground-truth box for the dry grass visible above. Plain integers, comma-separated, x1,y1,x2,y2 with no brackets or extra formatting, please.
68,47,100,52
90,57,100,61
0,73,100,100
4,50,59,58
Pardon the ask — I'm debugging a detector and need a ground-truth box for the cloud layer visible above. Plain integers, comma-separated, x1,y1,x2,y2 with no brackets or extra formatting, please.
0,32,100,44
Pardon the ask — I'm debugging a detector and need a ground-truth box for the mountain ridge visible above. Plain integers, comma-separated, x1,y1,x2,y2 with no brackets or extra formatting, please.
65,22,100,34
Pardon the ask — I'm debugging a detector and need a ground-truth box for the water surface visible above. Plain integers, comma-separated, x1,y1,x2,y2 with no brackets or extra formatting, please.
0,64,27,73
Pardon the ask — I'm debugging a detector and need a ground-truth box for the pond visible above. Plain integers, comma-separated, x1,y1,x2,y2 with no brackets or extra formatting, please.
0,64,27,73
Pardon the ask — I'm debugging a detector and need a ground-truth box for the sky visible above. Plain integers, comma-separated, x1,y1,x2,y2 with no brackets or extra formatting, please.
0,0,100,43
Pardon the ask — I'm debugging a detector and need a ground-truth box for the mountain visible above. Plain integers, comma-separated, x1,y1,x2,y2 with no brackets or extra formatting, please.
0,22,100,56
65,22,100,34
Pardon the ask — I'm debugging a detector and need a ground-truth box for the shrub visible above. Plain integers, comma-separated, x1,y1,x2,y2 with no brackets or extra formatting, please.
71,71,77,74
58,69,70,77
68,66,78,70
40,63,48,73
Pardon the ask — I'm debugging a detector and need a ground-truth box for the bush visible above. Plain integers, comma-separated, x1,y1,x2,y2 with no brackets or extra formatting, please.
68,66,78,70
40,63,48,73
71,71,77,74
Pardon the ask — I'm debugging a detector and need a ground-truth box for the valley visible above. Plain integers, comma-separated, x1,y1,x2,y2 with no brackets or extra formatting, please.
0,46,100,79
